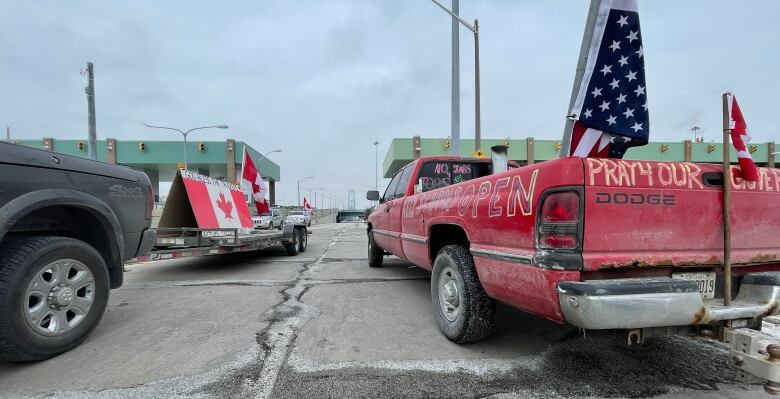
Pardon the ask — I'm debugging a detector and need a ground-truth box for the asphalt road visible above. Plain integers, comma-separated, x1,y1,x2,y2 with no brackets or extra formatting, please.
0,223,769,398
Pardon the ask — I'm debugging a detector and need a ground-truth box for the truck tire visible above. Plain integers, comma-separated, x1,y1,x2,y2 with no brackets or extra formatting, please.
285,231,299,256
430,245,495,343
297,228,308,253
367,230,383,268
0,236,110,361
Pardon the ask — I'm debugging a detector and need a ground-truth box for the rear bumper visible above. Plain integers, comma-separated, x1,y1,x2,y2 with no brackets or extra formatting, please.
558,272,780,329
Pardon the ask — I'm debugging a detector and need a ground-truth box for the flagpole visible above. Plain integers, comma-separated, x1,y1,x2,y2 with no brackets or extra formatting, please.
240,147,247,190
559,0,600,158
722,92,733,307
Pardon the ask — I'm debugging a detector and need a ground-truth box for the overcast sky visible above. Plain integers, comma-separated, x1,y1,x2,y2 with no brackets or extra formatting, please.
2,1,778,208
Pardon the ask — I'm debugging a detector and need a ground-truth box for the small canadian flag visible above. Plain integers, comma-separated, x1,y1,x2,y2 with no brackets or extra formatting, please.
727,94,758,182
241,148,271,214
303,197,312,210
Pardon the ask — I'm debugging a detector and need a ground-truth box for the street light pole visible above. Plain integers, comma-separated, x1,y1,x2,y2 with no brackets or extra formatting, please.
297,176,313,207
473,19,480,152
431,0,481,153
451,0,460,156
260,149,282,161
142,123,228,169
373,141,380,192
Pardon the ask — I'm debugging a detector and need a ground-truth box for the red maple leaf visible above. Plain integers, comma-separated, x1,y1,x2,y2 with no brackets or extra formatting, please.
215,191,234,219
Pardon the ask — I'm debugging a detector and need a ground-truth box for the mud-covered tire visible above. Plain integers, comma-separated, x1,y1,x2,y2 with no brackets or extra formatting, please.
0,236,110,361
367,230,383,268
431,245,495,343
297,229,307,253
285,231,299,256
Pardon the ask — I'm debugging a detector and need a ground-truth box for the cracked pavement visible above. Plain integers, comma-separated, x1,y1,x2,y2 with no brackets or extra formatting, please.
0,223,770,398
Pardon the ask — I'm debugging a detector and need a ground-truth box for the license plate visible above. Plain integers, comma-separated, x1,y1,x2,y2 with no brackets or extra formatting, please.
672,271,716,299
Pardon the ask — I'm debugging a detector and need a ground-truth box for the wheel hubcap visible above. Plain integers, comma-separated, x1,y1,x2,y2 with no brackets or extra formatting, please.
25,259,95,337
438,265,461,322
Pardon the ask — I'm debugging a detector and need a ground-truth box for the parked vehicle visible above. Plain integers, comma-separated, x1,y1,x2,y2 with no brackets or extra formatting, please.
0,142,156,361
366,155,780,345
253,208,283,230
286,210,311,227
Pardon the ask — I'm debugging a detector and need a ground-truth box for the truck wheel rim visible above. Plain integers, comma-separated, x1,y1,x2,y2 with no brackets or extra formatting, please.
438,265,461,322
24,259,95,337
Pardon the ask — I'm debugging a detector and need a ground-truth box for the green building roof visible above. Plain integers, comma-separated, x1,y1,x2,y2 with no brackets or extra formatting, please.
9,138,280,183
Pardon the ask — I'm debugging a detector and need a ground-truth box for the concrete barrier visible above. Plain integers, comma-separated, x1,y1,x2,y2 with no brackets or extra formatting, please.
311,209,337,225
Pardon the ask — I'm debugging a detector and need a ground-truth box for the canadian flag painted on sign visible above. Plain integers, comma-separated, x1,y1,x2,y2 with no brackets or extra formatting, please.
180,170,253,229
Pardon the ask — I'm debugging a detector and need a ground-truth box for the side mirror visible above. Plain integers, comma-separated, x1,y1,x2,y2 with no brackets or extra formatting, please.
366,190,380,201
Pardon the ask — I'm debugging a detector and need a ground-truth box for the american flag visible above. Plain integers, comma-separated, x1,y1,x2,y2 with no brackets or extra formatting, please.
728,94,758,181
568,0,649,158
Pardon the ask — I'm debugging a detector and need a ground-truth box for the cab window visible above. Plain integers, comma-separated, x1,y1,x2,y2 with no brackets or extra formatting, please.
394,164,414,198
383,169,404,201
417,161,493,192
418,162,451,192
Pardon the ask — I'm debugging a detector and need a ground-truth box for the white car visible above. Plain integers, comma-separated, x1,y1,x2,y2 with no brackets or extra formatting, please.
285,210,312,227
252,208,283,230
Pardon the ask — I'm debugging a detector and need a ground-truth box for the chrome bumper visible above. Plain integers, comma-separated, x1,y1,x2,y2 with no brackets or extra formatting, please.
558,272,780,330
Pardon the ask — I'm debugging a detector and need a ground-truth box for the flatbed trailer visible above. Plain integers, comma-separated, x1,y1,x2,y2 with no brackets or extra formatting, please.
132,223,309,263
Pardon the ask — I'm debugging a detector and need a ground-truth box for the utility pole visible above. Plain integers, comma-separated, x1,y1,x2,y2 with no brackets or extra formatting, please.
450,0,460,156
85,62,98,160
5,126,9,141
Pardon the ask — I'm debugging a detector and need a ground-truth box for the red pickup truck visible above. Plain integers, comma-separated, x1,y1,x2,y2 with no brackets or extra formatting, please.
366,155,780,343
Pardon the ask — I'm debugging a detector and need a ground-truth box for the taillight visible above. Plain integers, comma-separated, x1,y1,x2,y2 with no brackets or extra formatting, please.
146,185,154,220
538,191,580,250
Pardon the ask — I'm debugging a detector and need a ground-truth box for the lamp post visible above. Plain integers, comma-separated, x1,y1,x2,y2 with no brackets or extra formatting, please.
323,193,333,209
304,187,325,208
373,141,380,191
430,0,481,153
260,149,282,160
691,126,702,143
373,141,380,207
297,176,313,207
142,123,228,169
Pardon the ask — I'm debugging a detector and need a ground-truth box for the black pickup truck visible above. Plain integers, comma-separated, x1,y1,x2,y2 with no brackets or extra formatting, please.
0,142,156,361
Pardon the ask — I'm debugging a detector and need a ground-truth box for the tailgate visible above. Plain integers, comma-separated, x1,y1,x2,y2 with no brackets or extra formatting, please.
581,159,780,270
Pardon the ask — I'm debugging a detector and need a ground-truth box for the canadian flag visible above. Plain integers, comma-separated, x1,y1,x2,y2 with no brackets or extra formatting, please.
303,197,312,211
180,170,253,229
241,148,271,214
728,94,759,182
